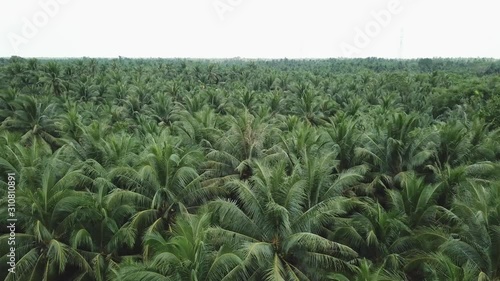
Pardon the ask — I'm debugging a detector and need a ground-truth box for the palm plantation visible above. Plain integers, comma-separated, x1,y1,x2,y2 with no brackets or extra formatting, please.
1,57,500,280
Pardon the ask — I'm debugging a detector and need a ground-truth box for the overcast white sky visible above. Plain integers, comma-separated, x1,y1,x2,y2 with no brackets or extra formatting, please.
1,0,499,58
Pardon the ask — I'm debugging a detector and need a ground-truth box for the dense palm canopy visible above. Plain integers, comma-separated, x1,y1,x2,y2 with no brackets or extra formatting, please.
1,57,500,280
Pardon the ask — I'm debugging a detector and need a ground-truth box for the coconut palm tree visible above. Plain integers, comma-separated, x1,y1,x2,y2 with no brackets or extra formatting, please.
64,159,144,281
110,134,215,245
172,107,223,149
332,200,413,275
445,182,500,280
114,205,243,281
355,112,436,190
0,153,92,280
1,95,63,149
0,88,21,122
208,160,359,280
39,61,67,97
386,173,445,228
204,110,275,183
323,115,362,172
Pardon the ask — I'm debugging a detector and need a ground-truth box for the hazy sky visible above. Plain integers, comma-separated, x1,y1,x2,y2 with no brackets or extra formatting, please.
1,0,499,58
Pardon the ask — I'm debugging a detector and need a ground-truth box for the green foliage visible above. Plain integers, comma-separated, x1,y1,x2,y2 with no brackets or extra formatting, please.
1,57,499,281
